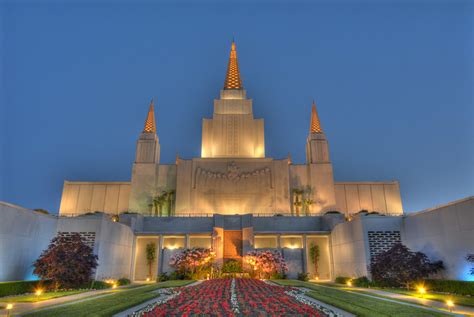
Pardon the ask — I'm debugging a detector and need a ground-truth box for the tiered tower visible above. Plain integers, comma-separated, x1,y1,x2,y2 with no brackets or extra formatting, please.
129,100,162,212
135,100,160,164
305,101,336,212
201,41,265,158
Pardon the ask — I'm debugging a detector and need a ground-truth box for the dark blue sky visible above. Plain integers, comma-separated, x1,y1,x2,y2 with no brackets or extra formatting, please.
1,1,473,214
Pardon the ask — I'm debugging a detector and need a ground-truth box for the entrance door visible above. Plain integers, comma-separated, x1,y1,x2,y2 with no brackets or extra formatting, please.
223,230,242,260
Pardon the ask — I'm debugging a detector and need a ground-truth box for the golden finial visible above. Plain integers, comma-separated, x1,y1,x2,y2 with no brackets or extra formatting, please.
287,152,292,165
310,100,323,133
224,40,243,89
143,99,156,133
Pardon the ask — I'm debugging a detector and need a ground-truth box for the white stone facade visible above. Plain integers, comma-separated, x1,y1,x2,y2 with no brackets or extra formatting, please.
59,85,403,217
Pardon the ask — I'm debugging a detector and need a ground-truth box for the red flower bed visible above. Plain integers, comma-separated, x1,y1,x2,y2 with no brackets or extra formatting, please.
142,279,327,317
235,278,323,316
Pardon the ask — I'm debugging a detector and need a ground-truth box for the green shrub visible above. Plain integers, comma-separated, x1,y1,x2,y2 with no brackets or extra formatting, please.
424,279,474,296
90,280,112,290
353,276,372,287
297,272,309,281
270,272,287,280
0,280,52,297
222,260,242,273
157,273,169,282
168,271,186,280
335,276,351,284
117,278,131,286
34,208,49,215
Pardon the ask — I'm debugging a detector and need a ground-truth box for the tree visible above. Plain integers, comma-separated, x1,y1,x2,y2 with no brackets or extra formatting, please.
309,243,320,278
145,242,157,279
467,254,474,275
369,243,443,289
33,233,98,289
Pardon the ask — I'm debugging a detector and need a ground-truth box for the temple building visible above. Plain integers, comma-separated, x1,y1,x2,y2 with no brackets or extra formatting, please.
1,42,472,283
58,41,403,218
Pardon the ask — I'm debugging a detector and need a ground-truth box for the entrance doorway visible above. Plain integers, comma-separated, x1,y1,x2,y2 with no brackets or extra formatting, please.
223,230,242,260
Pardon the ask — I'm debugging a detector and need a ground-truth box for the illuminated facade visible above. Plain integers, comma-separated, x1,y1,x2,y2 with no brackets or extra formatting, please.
1,41,471,283
59,41,403,218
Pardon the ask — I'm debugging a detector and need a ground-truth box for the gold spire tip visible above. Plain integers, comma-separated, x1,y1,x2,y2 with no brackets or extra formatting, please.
224,40,243,90
143,100,156,133
310,101,323,133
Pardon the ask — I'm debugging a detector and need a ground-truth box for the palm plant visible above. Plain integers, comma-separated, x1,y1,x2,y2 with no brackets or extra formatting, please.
309,243,320,278
145,242,157,279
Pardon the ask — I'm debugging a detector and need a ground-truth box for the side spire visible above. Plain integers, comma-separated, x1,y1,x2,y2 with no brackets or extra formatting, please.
143,99,156,133
224,40,243,89
310,100,323,133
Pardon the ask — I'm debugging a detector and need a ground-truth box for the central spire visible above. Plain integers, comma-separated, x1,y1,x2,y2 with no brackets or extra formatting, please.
224,40,243,90
143,99,156,134
310,101,323,133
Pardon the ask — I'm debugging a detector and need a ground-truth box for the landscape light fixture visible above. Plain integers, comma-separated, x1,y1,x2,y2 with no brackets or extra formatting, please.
446,299,454,312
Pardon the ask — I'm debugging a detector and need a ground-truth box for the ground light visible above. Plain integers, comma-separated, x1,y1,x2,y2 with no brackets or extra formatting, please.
146,277,150,282
6,303,13,316
446,299,454,312
35,289,43,296
112,284,117,289
346,281,352,287
417,286,426,298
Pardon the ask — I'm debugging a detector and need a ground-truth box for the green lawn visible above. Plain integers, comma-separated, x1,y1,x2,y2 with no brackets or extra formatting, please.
273,280,451,317
24,280,194,317
370,288,474,308
0,290,88,303
323,282,474,308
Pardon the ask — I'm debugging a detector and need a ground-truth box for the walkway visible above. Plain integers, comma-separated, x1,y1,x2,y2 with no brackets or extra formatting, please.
0,285,138,316
347,287,474,317
313,283,474,317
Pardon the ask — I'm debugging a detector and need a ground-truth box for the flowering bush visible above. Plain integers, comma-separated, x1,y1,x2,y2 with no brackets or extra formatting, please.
244,250,288,279
136,279,331,316
169,248,215,279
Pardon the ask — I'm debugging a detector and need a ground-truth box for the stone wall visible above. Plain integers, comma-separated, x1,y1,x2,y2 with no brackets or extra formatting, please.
0,202,57,281
334,181,403,216
330,215,402,278
58,214,135,280
59,181,130,216
402,197,474,281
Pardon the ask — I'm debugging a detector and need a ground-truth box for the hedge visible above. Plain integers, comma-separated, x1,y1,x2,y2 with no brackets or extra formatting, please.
425,279,474,296
117,278,131,286
88,280,113,290
0,280,51,297
335,276,351,284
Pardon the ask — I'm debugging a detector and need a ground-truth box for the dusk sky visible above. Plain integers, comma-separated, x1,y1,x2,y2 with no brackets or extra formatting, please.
1,0,473,214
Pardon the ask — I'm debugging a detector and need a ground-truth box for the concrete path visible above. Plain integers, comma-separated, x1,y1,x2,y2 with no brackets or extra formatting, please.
298,292,355,317
0,285,138,316
346,286,474,317
313,283,472,316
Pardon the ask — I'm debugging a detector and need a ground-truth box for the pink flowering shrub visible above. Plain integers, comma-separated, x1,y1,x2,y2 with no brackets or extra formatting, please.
244,250,288,279
169,248,215,279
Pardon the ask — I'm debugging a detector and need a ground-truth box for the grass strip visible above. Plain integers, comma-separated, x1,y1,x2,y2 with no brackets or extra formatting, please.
0,290,88,303
319,282,474,309
370,288,474,308
273,280,450,317
24,280,194,317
